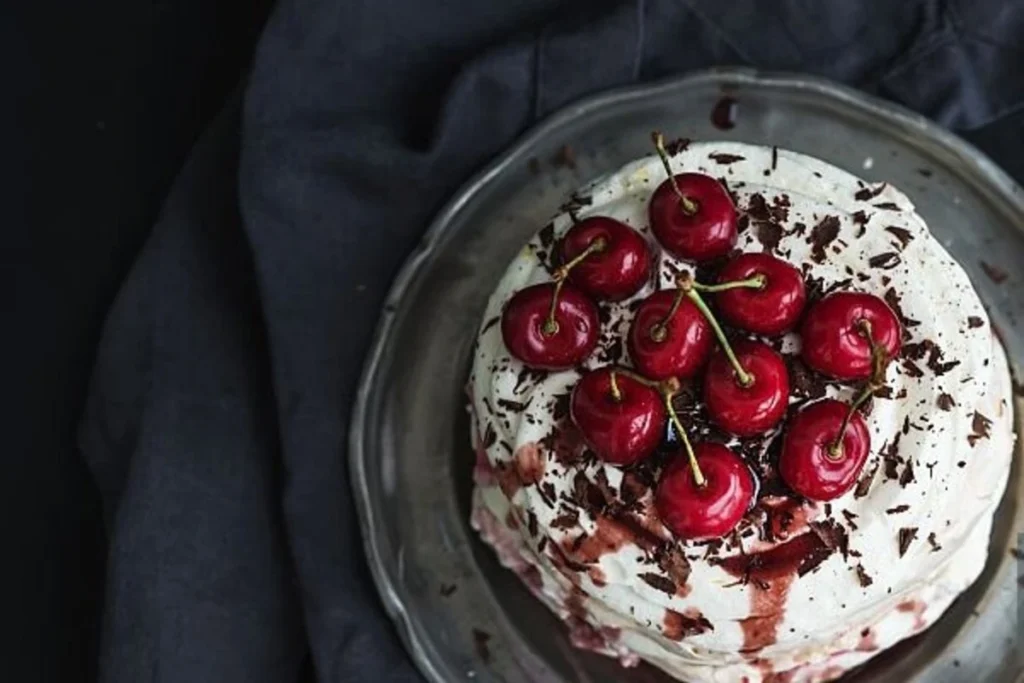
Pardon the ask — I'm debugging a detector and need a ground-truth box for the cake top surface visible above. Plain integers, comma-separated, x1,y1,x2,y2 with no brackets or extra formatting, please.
469,139,1014,659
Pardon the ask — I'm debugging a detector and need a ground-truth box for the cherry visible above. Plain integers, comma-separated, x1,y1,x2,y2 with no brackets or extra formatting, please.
656,442,754,540
570,367,665,465
501,282,598,370
704,339,789,437
779,399,870,501
710,253,806,335
628,288,712,380
648,132,737,263
559,217,651,301
801,292,901,381
780,333,889,501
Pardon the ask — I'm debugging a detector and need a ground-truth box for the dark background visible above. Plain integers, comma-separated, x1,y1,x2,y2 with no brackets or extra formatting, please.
8,1,1024,681
6,2,272,680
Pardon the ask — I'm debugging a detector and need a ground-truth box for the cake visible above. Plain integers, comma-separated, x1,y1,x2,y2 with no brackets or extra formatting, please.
467,135,1014,682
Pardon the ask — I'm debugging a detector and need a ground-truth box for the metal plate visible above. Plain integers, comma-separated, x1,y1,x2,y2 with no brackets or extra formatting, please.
350,68,1024,682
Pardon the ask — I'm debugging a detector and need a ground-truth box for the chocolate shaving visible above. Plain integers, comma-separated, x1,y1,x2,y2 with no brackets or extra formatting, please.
551,510,579,530
884,226,913,249
526,510,539,537
854,463,877,498
852,210,871,237
936,393,955,411
967,316,984,329
868,252,901,270
874,201,901,211
639,572,677,596
797,539,835,577
620,470,649,505
898,527,918,557
788,357,827,400
899,460,916,487
809,215,840,263
480,316,500,336
855,564,874,587
842,510,859,530
968,411,992,446
981,261,1008,284
771,146,778,170
756,221,783,253
902,359,924,378
665,138,691,155
709,152,745,164
884,287,920,330
810,519,849,560
886,504,910,514
472,628,492,662
655,545,692,586
854,183,887,201
497,398,529,413
927,533,942,552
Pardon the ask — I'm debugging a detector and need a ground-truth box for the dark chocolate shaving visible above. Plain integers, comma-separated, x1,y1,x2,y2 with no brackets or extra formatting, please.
854,183,886,201
927,532,942,552
967,316,984,329
809,215,840,263
665,138,691,156
968,411,992,446
873,202,900,211
709,152,745,164
936,393,955,411
854,463,877,498
898,527,918,557
884,226,913,249
639,572,677,596
886,504,910,514
855,564,874,587
868,252,901,270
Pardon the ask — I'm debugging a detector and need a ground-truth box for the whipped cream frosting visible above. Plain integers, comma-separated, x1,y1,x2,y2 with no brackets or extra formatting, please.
468,140,1015,682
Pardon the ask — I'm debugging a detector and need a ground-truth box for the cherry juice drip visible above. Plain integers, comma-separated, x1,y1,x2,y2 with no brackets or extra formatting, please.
711,96,738,130
719,532,829,652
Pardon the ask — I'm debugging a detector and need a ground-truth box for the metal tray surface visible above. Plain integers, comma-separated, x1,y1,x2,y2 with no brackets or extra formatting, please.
350,69,1024,683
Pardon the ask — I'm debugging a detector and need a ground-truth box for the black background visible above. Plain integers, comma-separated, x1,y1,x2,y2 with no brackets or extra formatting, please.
5,2,271,680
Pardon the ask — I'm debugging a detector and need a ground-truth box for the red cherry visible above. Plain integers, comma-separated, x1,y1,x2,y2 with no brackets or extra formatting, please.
570,368,665,465
801,292,902,381
628,289,713,380
559,217,651,301
501,282,599,370
714,253,806,335
704,340,789,437
648,173,737,262
779,399,871,501
656,442,754,540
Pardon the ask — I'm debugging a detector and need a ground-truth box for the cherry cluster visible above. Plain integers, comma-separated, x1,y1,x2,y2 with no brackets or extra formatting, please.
499,133,903,542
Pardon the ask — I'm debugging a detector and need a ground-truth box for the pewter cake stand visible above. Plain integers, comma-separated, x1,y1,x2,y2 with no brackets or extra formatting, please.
350,69,1024,683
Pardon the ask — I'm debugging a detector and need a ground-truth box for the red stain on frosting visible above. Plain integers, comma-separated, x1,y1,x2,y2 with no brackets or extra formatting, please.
857,627,877,651
495,461,522,498
897,599,927,630
662,607,713,641
514,442,545,484
567,515,635,564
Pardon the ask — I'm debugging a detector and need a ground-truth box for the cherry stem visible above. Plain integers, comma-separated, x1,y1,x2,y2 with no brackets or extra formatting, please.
553,237,607,280
649,288,686,343
693,274,767,293
543,237,608,336
609,370,622,402
651,132,698,216
542,279,565,336
661,378,706,488
827,319,890,459
677,274,753,387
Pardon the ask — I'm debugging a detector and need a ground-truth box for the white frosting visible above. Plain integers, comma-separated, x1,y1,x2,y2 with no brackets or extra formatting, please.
468,141,1015,682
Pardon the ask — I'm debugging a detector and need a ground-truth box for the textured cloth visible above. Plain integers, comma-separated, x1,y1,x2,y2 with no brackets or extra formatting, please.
79,1,1024,681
